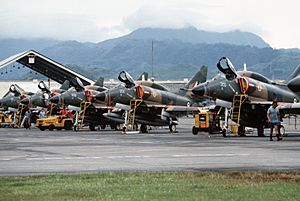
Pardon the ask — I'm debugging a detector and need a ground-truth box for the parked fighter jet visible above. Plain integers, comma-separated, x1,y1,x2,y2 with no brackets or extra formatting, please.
192,57,300,136
94,67,207,133
0,84,34,109
49,73,171,130
20,80,70,108
49,76,107,107
48,76,116,130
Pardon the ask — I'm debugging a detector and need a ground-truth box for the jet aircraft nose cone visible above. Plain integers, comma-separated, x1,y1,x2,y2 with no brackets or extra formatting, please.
192,84,206,96
49,95,60,104
21,98,29,105
95,92,106,102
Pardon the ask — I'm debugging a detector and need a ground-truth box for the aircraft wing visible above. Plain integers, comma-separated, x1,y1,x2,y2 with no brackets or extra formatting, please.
92,103,115,110
248,101,300,115
278,102,300,115
114,102,199,116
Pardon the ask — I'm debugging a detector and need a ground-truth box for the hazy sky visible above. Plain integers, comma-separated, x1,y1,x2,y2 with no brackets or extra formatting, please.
0,0,299,48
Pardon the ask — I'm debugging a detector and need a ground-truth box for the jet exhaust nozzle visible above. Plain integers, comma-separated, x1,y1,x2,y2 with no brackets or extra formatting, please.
192,83,206,96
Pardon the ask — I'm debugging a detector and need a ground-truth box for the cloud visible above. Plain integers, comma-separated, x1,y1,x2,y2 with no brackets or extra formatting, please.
123,2,264,33
0,0,300,48
0,0,136,42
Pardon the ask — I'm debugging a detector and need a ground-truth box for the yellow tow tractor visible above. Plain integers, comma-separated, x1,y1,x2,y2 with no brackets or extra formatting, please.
192,108,222,135
36,116,73,131
0,112,14,128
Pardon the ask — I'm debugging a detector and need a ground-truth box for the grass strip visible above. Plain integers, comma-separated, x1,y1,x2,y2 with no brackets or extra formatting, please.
0,171,299,201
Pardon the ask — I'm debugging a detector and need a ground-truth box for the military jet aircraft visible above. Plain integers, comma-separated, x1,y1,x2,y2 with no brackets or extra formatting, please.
49,76,108,106
20,80,70,108
49,76,118,130
48,72,170,130
94,67,207,133
192,57,300,136
0,84,34,109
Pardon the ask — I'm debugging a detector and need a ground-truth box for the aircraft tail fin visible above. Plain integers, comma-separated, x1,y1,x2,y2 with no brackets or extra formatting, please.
287,64,300,81
183,66,208,89
137,72,148,81
59,80,70,90
94,77,104,87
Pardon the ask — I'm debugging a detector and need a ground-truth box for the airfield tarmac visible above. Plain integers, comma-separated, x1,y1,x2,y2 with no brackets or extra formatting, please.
0,118,299,176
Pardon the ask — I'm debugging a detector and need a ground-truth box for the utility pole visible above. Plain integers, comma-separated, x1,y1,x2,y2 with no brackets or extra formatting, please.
151,40,154,82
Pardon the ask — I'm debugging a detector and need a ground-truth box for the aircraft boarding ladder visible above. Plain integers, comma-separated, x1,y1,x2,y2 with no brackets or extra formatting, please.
14,103,28,127
123,99,143,133
74,101,92,131
47,103,57,116
231,94,247,134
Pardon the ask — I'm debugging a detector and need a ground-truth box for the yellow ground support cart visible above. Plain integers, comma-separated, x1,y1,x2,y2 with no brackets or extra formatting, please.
36,116,73,131
0,113,14,128
192,108,222,135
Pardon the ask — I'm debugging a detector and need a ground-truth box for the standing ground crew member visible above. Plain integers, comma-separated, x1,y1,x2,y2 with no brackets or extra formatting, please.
23,110,31,129
60,105,68,117
267,101,282,141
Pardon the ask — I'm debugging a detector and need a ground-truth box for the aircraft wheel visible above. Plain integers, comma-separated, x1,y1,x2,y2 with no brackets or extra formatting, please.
110,124,116,130
115,124,120,131
89,124,96,131
279,125,285,136
49,125,55,131
64,121,72,130
222,129,227,137
257,125,265,137
169,124,177,133
238,125,246,136
73,125,79,132
122,126,127,133
101,124,106,130
140,124,148,133
192,126,198,135
208,126,214,134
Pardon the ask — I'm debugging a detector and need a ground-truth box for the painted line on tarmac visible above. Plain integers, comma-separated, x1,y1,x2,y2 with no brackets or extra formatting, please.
0,153,250,161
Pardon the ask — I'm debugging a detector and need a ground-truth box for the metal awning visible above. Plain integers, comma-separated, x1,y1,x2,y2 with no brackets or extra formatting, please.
0,50,94,86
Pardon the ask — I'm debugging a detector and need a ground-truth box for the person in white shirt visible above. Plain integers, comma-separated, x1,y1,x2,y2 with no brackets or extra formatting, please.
267,101,282,141
39,109,46,119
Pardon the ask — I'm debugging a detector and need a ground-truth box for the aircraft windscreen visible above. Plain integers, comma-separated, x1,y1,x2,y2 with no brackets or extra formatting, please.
38,81,50,93
217,57,237,80
75,77,85,89
218,57,236,73
118,71,135,88
126,72,135,84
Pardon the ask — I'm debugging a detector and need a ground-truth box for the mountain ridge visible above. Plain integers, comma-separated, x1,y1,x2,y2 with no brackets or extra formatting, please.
0,27,299,81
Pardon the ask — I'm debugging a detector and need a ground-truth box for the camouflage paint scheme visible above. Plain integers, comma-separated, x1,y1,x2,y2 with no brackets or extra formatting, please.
192,57,300,134
0,84,33,109
93,68,207,129
20,80,70,108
